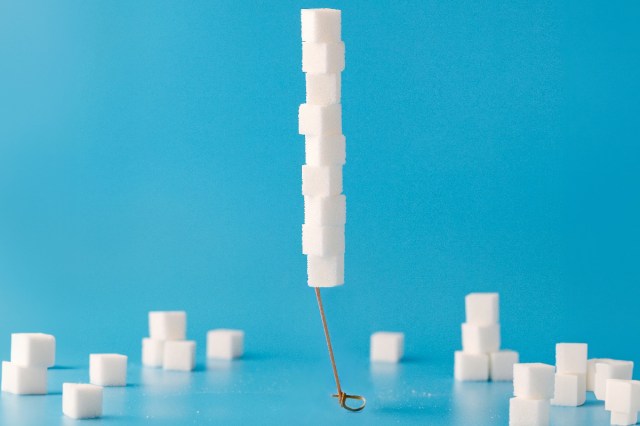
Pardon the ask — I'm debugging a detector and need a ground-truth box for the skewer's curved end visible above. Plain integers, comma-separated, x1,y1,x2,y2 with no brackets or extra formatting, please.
332,391,366,412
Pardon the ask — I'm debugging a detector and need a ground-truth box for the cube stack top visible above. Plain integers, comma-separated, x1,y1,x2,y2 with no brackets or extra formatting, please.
10,333,56,368
301,9,341,43
465,293,499,325
555,343,588,374
513,363,555,400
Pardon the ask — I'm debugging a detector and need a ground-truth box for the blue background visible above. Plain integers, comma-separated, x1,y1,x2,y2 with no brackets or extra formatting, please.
0,1,639,424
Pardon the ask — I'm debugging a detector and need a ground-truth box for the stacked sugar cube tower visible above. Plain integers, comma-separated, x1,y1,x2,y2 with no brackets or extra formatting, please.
142,311,196,371
510,363,555,425
1,333,55,394
551,343,588,407
455,293,519,381
299,8,346,288
590,358,636,425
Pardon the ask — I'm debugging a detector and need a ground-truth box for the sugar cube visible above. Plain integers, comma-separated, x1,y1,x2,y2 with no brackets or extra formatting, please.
556,343,588,374
509,397,550,426
89,354,127,387
306,73,341,105
611,411,639,426
305,134,346,166
1,361,47,395
465,293,499,325
10,333,55,368
302,224,345,256
454,351,489,381
206,329,244,360
304,195,346,226
163,340,196,372
588,358,607,392
299,103,342,136
307,254,344,287
513,363,555,400
301,9,341,43
461,323,500,354
302,165,342,197
142,338,164,367
551,373,586,407
605,379,640,414
595,360,634,401
302,42,345,74
149,311,186,340
490,350,519,381
370,332,404,363
62,383,103,419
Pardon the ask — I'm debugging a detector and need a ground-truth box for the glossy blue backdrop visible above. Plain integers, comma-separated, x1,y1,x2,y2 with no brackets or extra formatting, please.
0,1,639,424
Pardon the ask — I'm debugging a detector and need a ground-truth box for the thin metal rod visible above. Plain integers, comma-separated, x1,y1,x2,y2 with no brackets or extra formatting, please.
314,287,366,412
314,287,343,396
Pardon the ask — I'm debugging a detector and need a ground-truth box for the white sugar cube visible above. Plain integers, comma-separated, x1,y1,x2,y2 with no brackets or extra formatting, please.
163,340,196,372
305,134,346,166
454,351,489,381
461,323,500,354
305,195,346,226
301,9,341,43
62,383,103,419
513,363,555,400
307,254,344,287
148,311,186,340
605,379,640,414
89,354,127,387
490,350,519,381
1,361,47,395
611,411,639,426
11,333,55,367
588,358,607,392
206,329,244,360
302,224,345,256
556,343,588,374
551,373,586,406
142,338,164,367
370,332,404,363
302,42,345,74
595,360,634,401
299,103,342,136
302,165,342,197
306,73,341,105
465,293,499,325
509,397,550,426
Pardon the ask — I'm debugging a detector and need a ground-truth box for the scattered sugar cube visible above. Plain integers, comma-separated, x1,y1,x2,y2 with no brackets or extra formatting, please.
1,361,47,395
149,311,186,340
490,350,519,381
62,383,103,419
302,165,342,197
305,134,346,166
10,333,55,368
605,379,640,414
461,323,500,354
513,363,555,400
89,354,127,387
588,358,607,392
595,360,634,401
207,329,244,360
163,340,196,372
142,338,164,367
556,343,588,374
301,9,341,43
465,293,499,325
307,254,344,287
299,103,342,136
454,351,489,381
302,224,345,256
302,42,345,74
370,332,404,363
611,411,639,426
304,195,346,226
551,373,586,407
509,397,550,426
